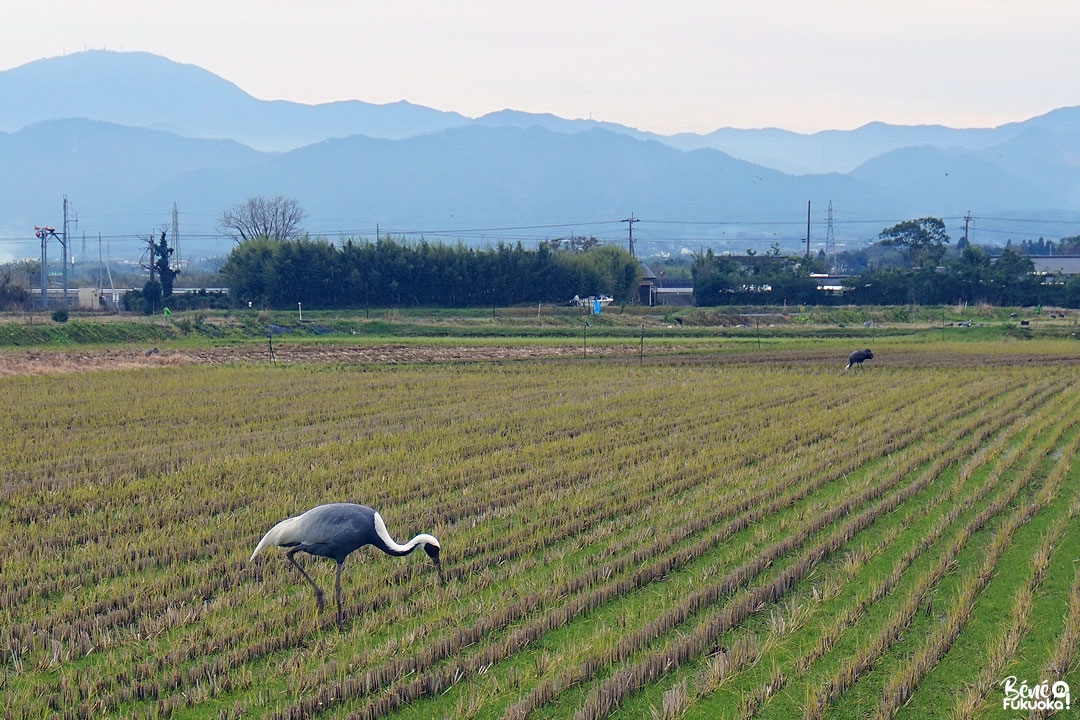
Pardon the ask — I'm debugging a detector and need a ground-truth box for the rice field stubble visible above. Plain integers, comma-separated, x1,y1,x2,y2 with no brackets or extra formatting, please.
2,344,1079,719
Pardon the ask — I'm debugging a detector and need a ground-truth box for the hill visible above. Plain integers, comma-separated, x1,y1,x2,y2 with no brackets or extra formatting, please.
0,50,470,151
2,50,1080,260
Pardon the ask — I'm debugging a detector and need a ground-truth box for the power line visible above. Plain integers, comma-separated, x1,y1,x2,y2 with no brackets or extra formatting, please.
3,215,1079,261
4,214,1077,244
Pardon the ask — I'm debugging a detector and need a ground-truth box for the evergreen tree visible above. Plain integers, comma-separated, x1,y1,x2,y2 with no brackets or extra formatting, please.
152,231,180,298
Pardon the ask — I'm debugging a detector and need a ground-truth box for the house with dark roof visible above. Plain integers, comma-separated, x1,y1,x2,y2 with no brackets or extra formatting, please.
638,261,693,306
1030,256,1080,277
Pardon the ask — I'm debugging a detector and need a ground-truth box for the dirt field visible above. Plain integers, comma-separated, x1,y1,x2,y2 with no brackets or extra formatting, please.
0,343,606,376
3,339,1079,376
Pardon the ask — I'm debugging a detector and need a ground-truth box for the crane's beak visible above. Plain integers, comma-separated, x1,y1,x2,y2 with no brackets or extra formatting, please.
425,543,446,585
435,558,446,585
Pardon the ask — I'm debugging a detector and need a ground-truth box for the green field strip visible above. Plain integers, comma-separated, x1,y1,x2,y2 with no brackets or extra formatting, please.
574,386,1054,720
625,388,1052,719
566,438,977,719
629,377,1072,720
1037,560,1080,714
903,432,1080,719
986,495,1080,710
827,382,1080,718
345,464,928,720
797,389,1079,720
874,410,1080,718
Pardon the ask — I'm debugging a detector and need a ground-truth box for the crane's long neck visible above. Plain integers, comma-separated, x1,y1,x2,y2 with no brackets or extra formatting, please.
373,511,439,557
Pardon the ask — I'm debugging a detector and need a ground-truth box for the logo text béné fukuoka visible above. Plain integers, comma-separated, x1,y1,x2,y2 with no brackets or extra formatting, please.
1001,676,1071,712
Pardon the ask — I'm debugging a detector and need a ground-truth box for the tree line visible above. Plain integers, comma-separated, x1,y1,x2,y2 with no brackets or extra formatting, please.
693,218,1080,307
9,194,1076,312
690,245,1067,306
221,236,642,309
211,199,1080,310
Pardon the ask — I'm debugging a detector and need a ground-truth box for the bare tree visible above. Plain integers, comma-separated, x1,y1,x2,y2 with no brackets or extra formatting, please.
219,196,306,243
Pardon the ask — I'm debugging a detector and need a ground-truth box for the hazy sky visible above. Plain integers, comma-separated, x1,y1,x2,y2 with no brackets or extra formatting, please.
4,0,1079,135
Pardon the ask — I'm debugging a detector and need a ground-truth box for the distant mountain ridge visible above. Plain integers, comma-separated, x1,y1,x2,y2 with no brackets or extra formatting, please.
0,50,472,151
2,50,1079,260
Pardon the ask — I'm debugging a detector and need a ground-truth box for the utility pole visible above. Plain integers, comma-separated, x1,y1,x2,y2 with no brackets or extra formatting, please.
963,211,972,247
35,225,57,308
621,213,639,257
103,234,115,297
41,228,47,308
825,201,835,272
61,196,75,308
171,202,181,269
805,200,811,257
62,197,68,307
145,232,157,283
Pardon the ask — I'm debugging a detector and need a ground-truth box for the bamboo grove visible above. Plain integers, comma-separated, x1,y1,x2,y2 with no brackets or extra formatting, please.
2,346,1080,719
219,238,642,309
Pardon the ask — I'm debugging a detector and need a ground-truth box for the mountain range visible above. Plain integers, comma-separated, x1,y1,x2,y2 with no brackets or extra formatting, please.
2,50,1079,262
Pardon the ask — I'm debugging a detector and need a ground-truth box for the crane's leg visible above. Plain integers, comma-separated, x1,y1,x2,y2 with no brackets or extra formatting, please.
285,549,325,611
334,561,344,629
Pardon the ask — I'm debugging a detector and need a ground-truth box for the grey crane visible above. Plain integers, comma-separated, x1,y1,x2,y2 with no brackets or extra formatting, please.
845,348,874,370
250,502,444,627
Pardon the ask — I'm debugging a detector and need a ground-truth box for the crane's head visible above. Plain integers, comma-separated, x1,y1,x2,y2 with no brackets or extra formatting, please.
422,537,445,585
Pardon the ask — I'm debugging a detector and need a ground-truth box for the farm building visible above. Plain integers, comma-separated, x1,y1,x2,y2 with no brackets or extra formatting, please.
639,261,694,306
1030,256,1080,277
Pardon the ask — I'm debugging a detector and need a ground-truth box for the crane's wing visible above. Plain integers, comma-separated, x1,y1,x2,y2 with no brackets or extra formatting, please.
250,504,375,562
249,515,303,560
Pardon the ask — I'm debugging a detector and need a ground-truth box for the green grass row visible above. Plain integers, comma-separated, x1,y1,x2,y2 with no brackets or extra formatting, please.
1,302,1076,347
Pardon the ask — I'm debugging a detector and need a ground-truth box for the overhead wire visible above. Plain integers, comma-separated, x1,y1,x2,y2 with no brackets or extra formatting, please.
1,215,1078,253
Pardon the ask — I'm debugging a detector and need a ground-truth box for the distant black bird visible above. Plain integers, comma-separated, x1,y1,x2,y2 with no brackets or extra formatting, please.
845,348,874,370
250,503,443,627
